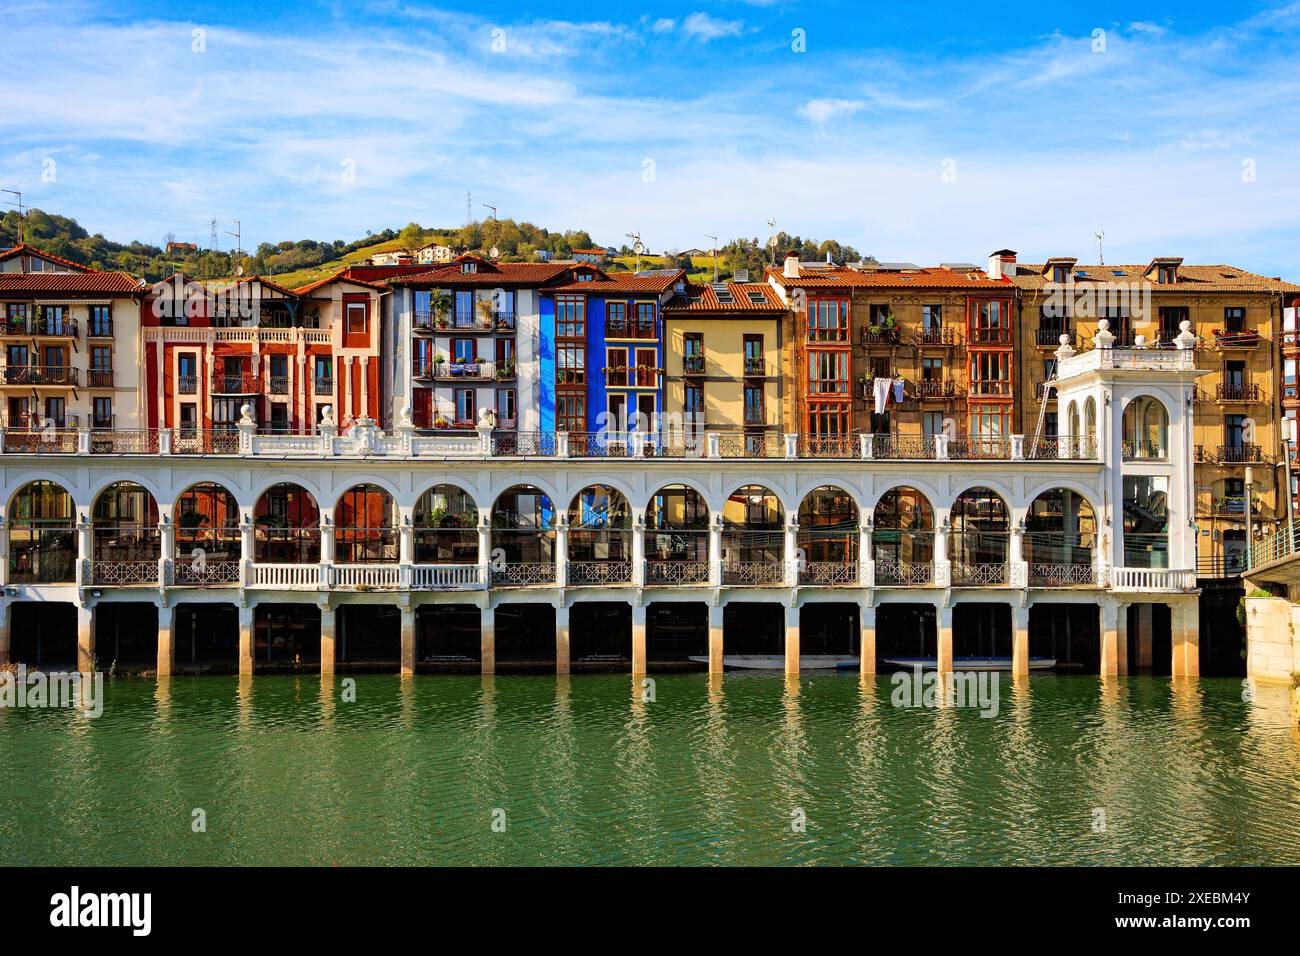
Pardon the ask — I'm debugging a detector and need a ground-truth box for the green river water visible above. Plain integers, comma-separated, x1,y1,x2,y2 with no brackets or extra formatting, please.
1,673,1297,866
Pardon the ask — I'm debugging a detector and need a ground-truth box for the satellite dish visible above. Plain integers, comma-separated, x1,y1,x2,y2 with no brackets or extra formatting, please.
234,264,245,277
633,240,645,256
489,246,499,259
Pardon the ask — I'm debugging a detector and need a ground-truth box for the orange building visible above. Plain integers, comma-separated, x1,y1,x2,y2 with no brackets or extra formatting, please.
142,270,386,435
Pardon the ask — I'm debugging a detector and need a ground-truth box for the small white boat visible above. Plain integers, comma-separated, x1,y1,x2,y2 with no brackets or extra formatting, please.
881,657,1056,672
687,655,859,671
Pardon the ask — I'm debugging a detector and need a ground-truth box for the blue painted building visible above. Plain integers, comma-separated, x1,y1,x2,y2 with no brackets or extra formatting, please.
538,267,685,437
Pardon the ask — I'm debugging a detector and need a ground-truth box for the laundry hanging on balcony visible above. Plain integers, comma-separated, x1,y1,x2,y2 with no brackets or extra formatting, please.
872,377,892,414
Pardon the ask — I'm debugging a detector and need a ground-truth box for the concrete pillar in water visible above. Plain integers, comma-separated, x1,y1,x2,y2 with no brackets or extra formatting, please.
1100,599,1121,677
480,605,495,675
1117,602,1129,676
555,604,570,675
936,603,953,675
859,601,876,676
238,605,254,675
708,604,724,674
77,604,95,674
1012,603,1030,676
631,603,647,675
320,605,336,675
157,603,174,678
784,602,800,676
0,598,10,666
1172,599,1200,678
400,606,416,676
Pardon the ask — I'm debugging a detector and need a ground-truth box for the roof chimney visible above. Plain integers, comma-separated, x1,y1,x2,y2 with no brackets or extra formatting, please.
987,249,1017,281
783,252,800,279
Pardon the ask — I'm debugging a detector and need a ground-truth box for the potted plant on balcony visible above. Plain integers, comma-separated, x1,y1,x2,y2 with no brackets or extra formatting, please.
433,416,451,429
476,299,495,327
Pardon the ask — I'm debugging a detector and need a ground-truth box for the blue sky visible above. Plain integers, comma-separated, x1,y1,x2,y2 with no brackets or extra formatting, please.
3,0,1300,276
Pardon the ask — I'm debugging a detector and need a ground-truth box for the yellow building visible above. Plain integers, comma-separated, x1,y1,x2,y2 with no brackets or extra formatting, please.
1011,255,1300,576
660,282,788,446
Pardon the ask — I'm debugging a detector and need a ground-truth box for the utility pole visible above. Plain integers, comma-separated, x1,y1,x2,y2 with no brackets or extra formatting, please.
2,189,24,244
225,220,242,258
209,218,220,252
705,234,718,283
466,192,472,226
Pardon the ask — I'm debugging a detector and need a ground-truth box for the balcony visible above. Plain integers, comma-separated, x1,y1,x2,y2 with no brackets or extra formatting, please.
1217,443,1266,464
178,375,198,395
1213,329,1260,349
799,562,858,586
951,562,1008,586
0,366,79,386
86,369,115,388
917,327,958,347
87,318,114,338
917,379,959,400
722,562,786,586
491,563,557,587
269,375,290,395
605,319,656,340
874,559,934,586
1122,440,1166,461
210,372,258,394
1214,382,1261,403
861,327,900,347
1027,563,1095,587
743,357,769,377
413,359,496,381
1036,326,1071,347
3,317,78,337
313,376,334,396
567,561,633,585
682,356,705,375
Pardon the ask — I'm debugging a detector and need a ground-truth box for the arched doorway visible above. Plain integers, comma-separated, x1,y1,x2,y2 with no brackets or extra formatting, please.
873,486,934,585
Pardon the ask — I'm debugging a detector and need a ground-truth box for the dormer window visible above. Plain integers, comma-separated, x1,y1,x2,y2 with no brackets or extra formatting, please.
1052,265,1070,283
1158,266,1176,284
461,262,476,274
577,273,593,283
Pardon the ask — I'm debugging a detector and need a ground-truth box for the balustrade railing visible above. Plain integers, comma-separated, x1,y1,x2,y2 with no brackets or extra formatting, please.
644,560,709,585
799,561,857,585
874,559,934,586
1027,562,1095,586
491,562,557,586
722,561,785,586
950,562,1008,586
567,561,633,585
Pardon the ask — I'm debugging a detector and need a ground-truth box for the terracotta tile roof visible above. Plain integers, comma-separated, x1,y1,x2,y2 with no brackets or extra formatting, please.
0,243,94,273
385,261,571,288
764,264,1009,289
0,272,144,295
663,281,787,315
544,268,685,295
292,269,387,297
1012,263,1300,293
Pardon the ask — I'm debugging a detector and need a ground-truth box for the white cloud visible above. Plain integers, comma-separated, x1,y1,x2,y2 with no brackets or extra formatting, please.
798,98,866,124
681,12,744,41
651,18,675,34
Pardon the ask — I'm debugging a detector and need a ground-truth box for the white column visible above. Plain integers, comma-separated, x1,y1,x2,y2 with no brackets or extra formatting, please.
76,516,92,587
1100,598,1120,677
478,517,491,588
240,519,255,587
708,518,722,588
159,511,176,586
784,519,799,587
934,517,951,588
320,512,335,589
859,521,873,587
555,517,569,587
631,514,646,589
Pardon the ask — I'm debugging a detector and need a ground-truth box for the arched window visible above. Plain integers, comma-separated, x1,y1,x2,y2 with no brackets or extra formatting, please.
949,487,1009,585
175,482,241,583
1024,488,1096,585
92,481,160,583
567,484,632,583
7,481,75,583
797,486,858,584
873,486,934,584
722,485,784,585
645,484,709,584
336,484,397,564
491,485,556,585
1122,395,1168,459
413,484,478,564
254,483,320,564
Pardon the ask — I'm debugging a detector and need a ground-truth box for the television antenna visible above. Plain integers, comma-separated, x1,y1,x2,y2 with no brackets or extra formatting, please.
1094,229,1105,266
705,233,719,283
1,189,24,243
626,231,644,272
